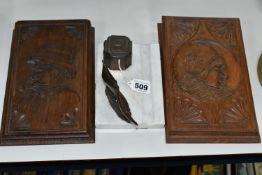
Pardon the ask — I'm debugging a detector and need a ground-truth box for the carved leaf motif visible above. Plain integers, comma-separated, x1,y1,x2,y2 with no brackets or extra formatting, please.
61,107,79,126
222,97,248,124
13,110,31,130
206,20,237,45
171,19,199,44
175,97,207,124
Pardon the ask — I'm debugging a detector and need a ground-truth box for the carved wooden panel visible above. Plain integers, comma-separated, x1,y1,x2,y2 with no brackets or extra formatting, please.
158,16,260,143
0,20,95,145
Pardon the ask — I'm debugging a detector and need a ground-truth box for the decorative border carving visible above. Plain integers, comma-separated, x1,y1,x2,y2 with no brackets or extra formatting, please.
12,109,31,130
170,18,199,44
60,107,79,127
221,97,248,125
175,96,207,124
205,19,237,46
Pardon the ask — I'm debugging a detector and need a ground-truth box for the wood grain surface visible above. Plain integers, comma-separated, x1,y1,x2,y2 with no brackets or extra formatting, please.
0,20,95,145
158,16,260,143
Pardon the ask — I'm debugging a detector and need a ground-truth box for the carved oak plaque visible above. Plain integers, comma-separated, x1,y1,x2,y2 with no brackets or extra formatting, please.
158,16,260,143
0,20,95,145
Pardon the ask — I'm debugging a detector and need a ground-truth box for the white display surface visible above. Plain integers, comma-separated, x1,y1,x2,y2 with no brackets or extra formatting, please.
0,0,262,163
96,43,164,129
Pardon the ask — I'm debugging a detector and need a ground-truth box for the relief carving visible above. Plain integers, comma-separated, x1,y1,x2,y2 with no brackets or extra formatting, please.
13,44,80,130
173,39,241,102
175,97,207,124
61,107,79,127
205,19,237,45
1,20,95,145
29,44,75,64
171,18,199,44
18,45,79,100
12,109,31,130
221,97,248,125
159,16,260,143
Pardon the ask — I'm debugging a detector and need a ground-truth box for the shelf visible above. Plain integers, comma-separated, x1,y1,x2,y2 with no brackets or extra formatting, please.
0,0,262,164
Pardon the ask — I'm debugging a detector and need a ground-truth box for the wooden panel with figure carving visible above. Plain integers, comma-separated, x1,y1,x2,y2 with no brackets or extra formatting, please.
158,16,260,143
0,20,95,145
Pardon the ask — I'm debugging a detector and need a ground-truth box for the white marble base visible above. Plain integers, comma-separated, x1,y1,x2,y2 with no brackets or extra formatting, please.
95,43,165,129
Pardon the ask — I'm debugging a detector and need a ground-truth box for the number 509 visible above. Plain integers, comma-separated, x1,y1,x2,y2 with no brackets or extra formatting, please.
135,82,148,91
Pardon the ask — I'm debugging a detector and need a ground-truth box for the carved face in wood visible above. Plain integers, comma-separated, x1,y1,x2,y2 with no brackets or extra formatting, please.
182,43,227,88
174,40,241,101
